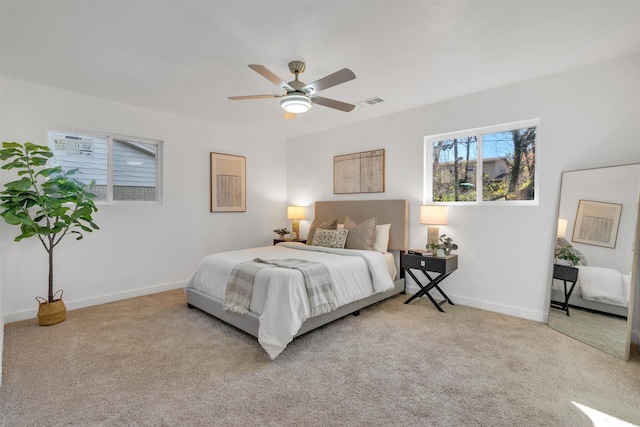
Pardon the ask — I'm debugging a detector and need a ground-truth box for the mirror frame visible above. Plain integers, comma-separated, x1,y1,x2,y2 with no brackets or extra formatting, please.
549,163,639,360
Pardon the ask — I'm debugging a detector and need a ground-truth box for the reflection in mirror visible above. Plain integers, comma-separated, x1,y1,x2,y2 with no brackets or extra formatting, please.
549,164,639,360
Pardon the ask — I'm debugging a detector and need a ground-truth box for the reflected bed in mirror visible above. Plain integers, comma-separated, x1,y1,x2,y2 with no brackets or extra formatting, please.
549,163,639,360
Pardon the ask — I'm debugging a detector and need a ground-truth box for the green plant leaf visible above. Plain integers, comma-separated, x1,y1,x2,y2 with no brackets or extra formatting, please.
24,142,48,152
2,211,24,225
5,177,34,192
37,167,63,177
47,207,69,217
1,141,22,149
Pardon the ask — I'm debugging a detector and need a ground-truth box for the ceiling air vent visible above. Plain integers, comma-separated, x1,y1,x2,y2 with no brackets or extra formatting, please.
357,97,384,108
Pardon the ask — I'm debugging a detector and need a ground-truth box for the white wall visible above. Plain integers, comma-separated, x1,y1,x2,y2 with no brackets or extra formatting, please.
287,54,640,336
0,77,288,322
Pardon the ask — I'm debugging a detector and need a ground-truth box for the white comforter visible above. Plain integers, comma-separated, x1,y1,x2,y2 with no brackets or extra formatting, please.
186,242,395,359
577,265,630,307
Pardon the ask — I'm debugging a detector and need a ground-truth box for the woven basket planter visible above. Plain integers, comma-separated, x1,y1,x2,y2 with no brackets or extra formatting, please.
36,290,66,326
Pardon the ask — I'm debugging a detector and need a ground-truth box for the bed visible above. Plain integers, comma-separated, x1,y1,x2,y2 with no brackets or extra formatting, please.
551,265,631,318
186,199,409,359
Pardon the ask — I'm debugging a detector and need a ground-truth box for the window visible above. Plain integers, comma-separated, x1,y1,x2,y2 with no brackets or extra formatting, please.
425,119,538,204
49,129,162,203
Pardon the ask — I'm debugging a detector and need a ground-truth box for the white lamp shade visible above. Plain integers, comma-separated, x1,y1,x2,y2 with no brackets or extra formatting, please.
557,218,568,238
287,206,306,220
280,95,312,113
420,205,448,225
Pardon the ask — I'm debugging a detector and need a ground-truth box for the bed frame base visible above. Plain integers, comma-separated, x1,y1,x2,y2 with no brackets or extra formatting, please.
550,288,628,318
186,278,404,340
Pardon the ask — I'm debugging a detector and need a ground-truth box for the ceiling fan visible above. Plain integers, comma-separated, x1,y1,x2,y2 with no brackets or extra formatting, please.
228,60,356,119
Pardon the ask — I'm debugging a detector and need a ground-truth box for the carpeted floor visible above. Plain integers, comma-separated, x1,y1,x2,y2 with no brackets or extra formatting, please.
1,289,639,426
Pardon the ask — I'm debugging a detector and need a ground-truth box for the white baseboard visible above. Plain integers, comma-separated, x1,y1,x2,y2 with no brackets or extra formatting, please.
403,283,546,323
404,284,640,349
3,281,187,324
8,281,632,340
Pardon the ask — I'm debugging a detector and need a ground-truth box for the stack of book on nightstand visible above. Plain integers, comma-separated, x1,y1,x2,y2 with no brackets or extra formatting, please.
408,249,435,256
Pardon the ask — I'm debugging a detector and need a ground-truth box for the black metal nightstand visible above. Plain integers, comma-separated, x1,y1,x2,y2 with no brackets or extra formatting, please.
401,250,458,312
550,263,579,316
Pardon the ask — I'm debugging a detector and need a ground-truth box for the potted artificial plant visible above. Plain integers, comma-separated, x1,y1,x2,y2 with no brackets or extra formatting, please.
273,227,291,240
0,142,99,325
555,246,582,266
427,234,459,256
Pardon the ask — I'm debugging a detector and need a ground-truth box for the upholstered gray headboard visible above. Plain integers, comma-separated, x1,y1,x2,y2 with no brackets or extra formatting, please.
314,199,408,251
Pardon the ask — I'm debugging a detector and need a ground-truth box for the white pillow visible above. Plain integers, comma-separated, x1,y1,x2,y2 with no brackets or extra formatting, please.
373,224,391,253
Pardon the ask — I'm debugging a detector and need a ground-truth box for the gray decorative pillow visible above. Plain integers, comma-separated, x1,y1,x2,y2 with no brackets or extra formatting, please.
306,218,337,245
312,229,349,249
344,216,377,250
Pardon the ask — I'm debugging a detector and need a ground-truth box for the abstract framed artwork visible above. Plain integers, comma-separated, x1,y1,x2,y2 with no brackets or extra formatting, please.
572,199,622,248
210,152,246,212
333,149,385,194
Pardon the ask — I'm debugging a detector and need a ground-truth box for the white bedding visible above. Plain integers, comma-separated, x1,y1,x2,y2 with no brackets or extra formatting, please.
577,265,630,308
186,242,395,359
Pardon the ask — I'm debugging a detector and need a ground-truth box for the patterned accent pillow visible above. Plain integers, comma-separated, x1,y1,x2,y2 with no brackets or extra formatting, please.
344,216,377,250
306,218,338,245
312,229,349,248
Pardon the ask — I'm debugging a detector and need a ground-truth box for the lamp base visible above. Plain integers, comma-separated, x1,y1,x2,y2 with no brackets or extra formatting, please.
291,220,300,241
427,226,440,254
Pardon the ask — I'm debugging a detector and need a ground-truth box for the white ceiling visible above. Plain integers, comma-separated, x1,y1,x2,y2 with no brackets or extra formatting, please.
1,0,639,139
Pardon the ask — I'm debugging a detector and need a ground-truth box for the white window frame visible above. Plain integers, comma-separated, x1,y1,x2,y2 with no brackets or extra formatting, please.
424,118,539,206
48,127,163,204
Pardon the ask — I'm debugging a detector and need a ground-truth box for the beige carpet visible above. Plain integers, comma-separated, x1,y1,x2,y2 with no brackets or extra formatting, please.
1,289,639,426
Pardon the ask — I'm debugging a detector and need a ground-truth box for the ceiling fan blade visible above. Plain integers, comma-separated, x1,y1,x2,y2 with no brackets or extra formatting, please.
310,96,356,112
284,111,297,120
248,64,295,92
302,68,356,94
228,94,283,100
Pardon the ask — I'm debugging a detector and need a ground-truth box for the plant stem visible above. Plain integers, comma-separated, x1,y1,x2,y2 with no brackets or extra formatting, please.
48,244,54,303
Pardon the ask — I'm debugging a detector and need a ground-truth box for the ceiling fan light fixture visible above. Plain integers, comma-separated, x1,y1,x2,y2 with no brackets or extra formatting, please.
280,94,312,113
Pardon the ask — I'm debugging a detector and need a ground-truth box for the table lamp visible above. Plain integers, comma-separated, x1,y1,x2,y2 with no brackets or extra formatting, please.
420,205,448,253
557,218,568,238
556,218,570,246
287,206,305,240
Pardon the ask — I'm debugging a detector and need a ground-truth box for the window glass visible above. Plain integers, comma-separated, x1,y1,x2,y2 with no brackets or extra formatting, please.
49,129,162,203
426,120,538,204
432,137,477,202
113,139,158,201
49,131,109,201
481,128,536,201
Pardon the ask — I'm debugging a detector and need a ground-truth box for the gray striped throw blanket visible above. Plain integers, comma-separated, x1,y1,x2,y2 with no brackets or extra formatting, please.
223,258,337,317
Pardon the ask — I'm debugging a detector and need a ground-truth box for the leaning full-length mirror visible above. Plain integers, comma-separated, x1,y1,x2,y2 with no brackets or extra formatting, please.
549,163,639,360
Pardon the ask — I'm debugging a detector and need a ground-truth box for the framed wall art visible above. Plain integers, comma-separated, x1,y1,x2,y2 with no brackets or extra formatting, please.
210,152,246,212
333,149,385,194
572,199,622,248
